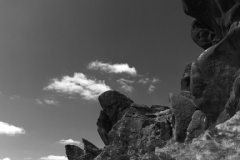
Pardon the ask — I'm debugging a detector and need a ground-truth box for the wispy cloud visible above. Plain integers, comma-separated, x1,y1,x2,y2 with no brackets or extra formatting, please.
117,78,134,92
36,99,43,105
58,139,81,145
88,60,137,76
44,73,111,100
39,155,67,160
138,78,150,84
0,121,25,136
152,77,161,83
0,158,11,160
148,84,156,93
138,77,160,84
9,95,20,100
44,99,59,105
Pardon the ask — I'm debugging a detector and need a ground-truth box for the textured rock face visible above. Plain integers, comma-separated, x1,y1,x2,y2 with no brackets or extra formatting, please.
216,111,240,137
186,110,208,141
65,145,84,160
82,138,101,157
96,110,112,145
191,19,220,50
190,24,240,115
95,102,172,159
169,93,197,142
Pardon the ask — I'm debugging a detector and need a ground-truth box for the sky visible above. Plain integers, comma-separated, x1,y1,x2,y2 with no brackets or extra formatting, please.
0,1,203,160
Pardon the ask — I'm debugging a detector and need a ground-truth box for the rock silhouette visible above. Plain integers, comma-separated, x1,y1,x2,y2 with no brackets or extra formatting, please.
65,0,240,159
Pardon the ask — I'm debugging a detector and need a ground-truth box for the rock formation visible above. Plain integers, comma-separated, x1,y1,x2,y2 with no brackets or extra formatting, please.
65,0,240,159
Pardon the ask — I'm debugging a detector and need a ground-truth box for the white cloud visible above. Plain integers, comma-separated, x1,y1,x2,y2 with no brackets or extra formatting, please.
152,77,161,83
44,99,59,105
0,121,25,136
148,84,156,93
39,155,67,160
120,84,134,92
0,158,11,160
138,77,161,84
138,78,150,84
88,60,137,76
117,78,134,92
117,78,134,84
36,99,43,105
58,139,81,145
44,73,111,100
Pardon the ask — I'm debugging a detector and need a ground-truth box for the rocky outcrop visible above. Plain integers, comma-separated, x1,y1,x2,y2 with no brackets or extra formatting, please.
95,102,172,160
64,1,240,159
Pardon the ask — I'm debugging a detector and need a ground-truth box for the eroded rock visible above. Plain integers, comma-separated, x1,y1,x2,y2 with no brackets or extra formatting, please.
186,110,208,141
65,145,84,160
169,93,197,142
82,138,101,157
96,110,112,145
96,104,172,159
98,90,134,125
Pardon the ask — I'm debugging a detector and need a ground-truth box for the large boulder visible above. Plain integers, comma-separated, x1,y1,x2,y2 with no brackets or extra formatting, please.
189,21,240,116
182,0,240,125
98,90,134,125
169,93,197,142
65,145,84,160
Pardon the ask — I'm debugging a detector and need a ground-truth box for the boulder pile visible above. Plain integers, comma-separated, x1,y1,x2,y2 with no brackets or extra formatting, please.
65,0,240,159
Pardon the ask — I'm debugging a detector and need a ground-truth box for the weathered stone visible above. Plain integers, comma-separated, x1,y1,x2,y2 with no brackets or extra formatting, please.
189,22,240,114
96,106,172,159
191,19,220,49
216,111,240,137
169,93,197,142
181,61,193,91
96,110,112,145
182,0,240,39
182,0,240,117
98,90,134,125
216,76,240,125
82,138,101,157
80,153,95,160
186,110,208,141
65,145,84,160
113,155,130,160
